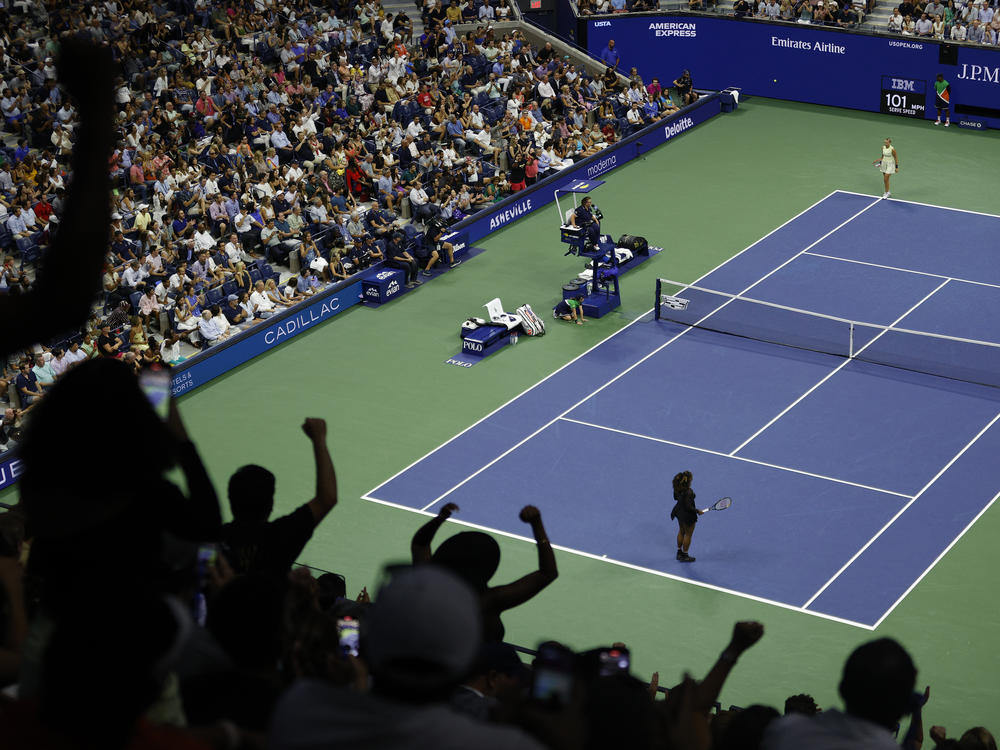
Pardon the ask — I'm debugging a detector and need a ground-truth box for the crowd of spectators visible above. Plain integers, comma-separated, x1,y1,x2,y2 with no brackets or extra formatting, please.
886,0,1000,43
1,356,997,750
0,0,694,437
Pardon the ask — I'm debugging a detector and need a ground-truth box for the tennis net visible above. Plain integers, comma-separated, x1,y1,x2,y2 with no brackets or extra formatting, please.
655,277,1000,389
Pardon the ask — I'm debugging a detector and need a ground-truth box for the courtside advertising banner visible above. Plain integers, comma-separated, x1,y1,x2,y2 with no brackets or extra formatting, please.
170,280,363,397
587,15,1000,126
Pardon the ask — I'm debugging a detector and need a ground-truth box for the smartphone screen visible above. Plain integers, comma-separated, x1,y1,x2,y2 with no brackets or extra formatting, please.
596,647,630,678
337,616,360,657
531,643,575,707
139,366,171,418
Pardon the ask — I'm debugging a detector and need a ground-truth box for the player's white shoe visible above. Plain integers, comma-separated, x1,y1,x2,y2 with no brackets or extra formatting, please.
883,191,891,198
944,120,950,127
934,119,941,125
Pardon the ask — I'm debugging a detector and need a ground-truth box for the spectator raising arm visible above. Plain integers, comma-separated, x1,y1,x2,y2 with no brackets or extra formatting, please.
411,501,460,563
304,417,339,523
0,40,116,358
692,620,765,712
481,505,559,614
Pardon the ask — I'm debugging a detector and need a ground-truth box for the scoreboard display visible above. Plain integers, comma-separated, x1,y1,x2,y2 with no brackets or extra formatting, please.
880,75,927,118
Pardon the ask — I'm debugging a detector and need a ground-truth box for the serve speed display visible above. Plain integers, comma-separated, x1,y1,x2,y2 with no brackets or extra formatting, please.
880,76,927,118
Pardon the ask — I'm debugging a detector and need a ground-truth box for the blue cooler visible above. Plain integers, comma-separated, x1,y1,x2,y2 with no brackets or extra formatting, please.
362,268,405,305
461,324,511,357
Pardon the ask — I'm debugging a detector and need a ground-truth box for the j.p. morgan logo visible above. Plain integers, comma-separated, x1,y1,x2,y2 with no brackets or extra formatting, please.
957,64,1000,84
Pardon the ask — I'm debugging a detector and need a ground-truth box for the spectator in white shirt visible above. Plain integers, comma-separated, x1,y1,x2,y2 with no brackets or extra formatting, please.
198,309,226,347
536,75,556,100
160,331,184,364
250,280,277,317
122,260,149,291
193,222,216,253
63,341,88,368
409,186,439,221
479,0,496,18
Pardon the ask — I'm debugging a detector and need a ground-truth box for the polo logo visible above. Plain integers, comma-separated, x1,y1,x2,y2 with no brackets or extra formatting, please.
463,340,484,352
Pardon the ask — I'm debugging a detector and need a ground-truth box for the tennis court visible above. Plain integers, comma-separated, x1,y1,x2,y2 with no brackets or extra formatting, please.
365,190,1000,629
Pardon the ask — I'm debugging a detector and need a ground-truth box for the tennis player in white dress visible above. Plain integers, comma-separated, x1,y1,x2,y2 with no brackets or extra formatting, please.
878,137,899,198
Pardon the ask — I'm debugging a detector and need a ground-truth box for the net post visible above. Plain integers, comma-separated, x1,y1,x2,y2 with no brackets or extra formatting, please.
654,279,661,321
849,322,854,358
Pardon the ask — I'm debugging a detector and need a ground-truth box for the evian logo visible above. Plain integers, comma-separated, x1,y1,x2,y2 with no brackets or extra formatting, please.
957,64,1000,84
387,279,400,296
593,20,611,26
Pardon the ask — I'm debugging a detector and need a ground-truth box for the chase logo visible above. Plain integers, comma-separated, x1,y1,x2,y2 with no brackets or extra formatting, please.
959,119,984,129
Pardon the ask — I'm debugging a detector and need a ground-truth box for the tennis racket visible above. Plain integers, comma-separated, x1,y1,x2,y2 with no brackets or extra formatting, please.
700,496,732,513
872,160,882,170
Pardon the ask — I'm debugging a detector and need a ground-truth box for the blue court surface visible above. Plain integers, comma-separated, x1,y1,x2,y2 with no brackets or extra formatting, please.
364,191,1000,629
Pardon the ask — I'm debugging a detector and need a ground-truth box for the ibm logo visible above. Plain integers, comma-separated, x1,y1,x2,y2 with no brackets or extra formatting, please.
890,78,916,92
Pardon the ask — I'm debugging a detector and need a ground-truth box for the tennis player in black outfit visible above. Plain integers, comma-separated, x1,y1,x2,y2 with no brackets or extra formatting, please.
670,470,705,562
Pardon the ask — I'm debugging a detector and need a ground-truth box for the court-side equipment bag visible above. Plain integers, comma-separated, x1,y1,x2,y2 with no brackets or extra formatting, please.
483,298,522,331
614,248,634,264
617,234,649,256
515,304,546,336
461,316,487,337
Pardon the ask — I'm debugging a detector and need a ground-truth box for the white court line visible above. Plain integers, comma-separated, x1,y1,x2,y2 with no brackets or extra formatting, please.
833,189,1000,220
412,195,882,513
363,189,853,501
871,487,1000,629
802,408,1000,611
805,251,1000,293
729,278,951,456
559,417,911,499
363,494,876,631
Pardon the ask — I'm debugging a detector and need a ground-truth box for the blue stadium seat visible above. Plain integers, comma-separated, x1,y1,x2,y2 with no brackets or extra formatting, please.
205,286,224,307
